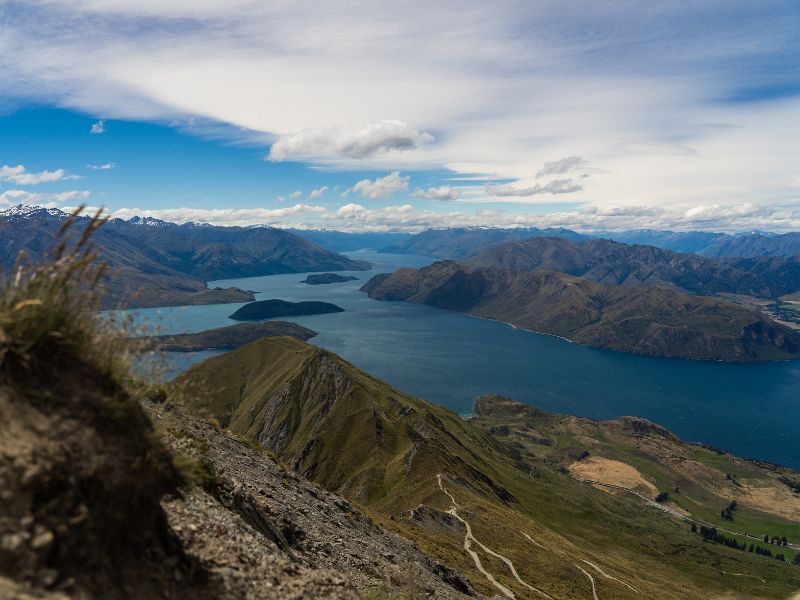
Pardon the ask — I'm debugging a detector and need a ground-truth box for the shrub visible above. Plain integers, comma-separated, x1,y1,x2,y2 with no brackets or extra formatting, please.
0,207,129,382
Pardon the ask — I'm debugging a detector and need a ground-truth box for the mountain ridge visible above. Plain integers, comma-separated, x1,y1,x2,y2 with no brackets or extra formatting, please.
0,206,369,309
362,260,800,361
465,236,800,299
172,336,800,598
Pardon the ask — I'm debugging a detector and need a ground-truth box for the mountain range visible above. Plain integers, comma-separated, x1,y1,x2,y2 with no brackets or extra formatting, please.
362,261,800,361
290,229,413,253
376,226,800,260
4,233,800,599
465,236,800,299
0,206,369,309
381,226,591,259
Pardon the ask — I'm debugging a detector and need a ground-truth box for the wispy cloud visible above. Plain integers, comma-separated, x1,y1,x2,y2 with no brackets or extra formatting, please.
109,203,325,227
276,190,302,203
90,120,106,134
88,162,116,170
352,171,409,199
486,179,582,197
1,1,799,213
0,165,68,185
268,121,433,161
536,156,587,179
0,189,90,205
95,198,800,233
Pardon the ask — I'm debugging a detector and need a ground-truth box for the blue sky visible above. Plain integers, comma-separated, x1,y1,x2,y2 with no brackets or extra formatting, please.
1,1,799,231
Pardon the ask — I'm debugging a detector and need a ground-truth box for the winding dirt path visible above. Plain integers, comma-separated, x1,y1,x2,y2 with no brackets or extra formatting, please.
582,560,639,593
437,474,552,599
720,571,766,584
574,564,599,600
523,532,550,551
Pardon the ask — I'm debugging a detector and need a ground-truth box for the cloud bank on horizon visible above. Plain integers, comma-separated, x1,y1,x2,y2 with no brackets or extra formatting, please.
0,0,799,232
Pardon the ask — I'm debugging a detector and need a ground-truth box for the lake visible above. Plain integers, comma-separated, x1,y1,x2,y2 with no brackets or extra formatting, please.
126,251,800,469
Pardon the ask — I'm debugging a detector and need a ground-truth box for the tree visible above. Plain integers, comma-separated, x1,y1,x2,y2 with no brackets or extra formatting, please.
691,524,697,533
655,491,669,503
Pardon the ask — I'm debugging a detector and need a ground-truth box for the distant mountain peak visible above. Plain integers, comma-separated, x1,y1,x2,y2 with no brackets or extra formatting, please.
125,215,173,227
0,204,67,219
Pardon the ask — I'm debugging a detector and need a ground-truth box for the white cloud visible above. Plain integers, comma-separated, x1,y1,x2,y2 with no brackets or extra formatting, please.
48,198,800,233
276,190,302,202
486,178,583,197
0,165,68,185
0,189,90,205
412,185,460,201
90,120,106,134
536,156,587,179
1,1,800,215
352,171,409,199
268,121,434,161
88,162,116,170
109,203,326,227
309,186,329,199
314,201,800,233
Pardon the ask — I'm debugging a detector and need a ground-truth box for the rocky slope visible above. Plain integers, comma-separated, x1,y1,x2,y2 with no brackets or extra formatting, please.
173,336,800,598
466,236,800,299
0,368,475,600
146,398,476,600
0,319,474,598
0,357,199,600
362,261,800,361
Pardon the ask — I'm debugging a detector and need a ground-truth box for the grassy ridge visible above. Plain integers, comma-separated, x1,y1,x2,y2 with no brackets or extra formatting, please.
174,337,800,598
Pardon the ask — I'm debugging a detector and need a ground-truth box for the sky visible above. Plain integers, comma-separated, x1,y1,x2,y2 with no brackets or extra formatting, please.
1,0,799,232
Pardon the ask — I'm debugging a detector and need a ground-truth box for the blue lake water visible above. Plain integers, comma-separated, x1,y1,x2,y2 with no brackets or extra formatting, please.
124,251,800,469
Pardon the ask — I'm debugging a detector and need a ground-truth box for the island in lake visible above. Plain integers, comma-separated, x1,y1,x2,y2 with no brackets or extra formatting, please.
229,299,345,321
301,273,359,285
138,321,317,352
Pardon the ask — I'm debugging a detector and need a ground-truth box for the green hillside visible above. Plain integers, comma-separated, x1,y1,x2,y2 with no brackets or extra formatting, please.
173,337,800,599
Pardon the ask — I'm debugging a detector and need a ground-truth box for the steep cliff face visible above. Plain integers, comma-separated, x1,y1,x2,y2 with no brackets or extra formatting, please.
362,261,800,362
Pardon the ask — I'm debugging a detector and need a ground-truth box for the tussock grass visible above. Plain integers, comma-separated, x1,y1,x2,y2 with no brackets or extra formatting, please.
0,206,129,381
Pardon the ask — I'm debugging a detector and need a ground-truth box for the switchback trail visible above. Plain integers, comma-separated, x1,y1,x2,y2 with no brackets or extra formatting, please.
436,474,552,599
582,560,639,593
574,564,599,600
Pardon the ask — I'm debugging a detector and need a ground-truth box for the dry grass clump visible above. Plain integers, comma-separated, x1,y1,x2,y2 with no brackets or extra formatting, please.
0,206,129,381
